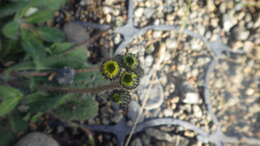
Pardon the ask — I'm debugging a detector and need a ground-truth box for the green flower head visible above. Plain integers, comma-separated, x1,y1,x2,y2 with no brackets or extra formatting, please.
122,53,139,71
110,89,131,111
120,71,139,89
101,59,120,80
110,89,130,104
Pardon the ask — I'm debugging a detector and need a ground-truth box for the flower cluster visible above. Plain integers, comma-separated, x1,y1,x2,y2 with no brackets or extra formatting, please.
101,53,142,89
101,53,143,110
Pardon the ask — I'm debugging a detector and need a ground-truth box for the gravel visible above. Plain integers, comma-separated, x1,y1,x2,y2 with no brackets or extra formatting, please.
45,0,260,146
15,132,59,146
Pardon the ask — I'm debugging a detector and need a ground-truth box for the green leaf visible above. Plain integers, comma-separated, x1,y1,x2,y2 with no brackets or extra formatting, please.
0,1,27,18
30,0,67,11
0,86,23,117
36,27,65,42
9,112,28,133
49,42,73,55
29,94,75,113
54,96,98,121
2,21,20,39
0,39,21,61
24,91,48,104
39,46,88,69
26,10,54,24
21,30,46,68
0,127,15,146
5,44,88,72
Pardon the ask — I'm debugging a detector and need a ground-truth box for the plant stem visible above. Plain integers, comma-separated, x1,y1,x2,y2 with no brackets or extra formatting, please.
40,82,121,94
9,65,100,78
63,31,108,55
75,66,100,73
11,71,51,77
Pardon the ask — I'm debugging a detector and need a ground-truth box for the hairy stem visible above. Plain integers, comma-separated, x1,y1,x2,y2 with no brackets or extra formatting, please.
8,66,100,78
40,82,121,94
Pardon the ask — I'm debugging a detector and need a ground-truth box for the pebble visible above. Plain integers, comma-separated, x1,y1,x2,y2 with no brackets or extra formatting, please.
135,7,144,18
163,109,173,117
131,138,143,146
57,126,64,134
183,92,200,104
144,55,153,67
153,31,162,39
127,101,144,122
143,82,164,110
223,15,237,32
15,132,59,146
238,31,250,41
145,128,173,142
111,111,123,123
193,105,203,118
63,22,90,43
144,8,155,18
165,39,178,49
184,130,196,137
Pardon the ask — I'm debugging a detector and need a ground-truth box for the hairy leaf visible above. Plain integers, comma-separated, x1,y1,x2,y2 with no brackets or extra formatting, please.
26,10,53,24
49,42,73,55
2,20,20,39
0,126,15,146
0,1,27,18
21,30,46,69
9,112,28,133
28,93,75,113
37,26,65,42
54,96,98,121
30,0,67,11
0,86,23,117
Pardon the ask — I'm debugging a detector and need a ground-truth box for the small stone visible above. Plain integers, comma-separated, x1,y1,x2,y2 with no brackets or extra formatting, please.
143,83,164,110
163,109,173,117
165,39,178,49
103,6,112,14
135,7,144,17
63,22,90,43
170,97,179,104
15,132,59,146
244,41,254,52
207,0,216,12
113,34,122,44
130,138,143,146
57,126,64,134
145,55,153,67
246,88,254,96
254,17,260,28
191,40,203,51
238,31,250,40
111,112,123,123
183,92,200,104
127,101,144,122
193,105,203,117
145,128,173,142
153,31,162,39
184,130,196,137
211,18,219,27
143,8,155,18
223,15,237,32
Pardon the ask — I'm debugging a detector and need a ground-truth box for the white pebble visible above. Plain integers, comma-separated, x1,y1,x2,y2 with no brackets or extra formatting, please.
135,7,144,17
183,92,200,104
